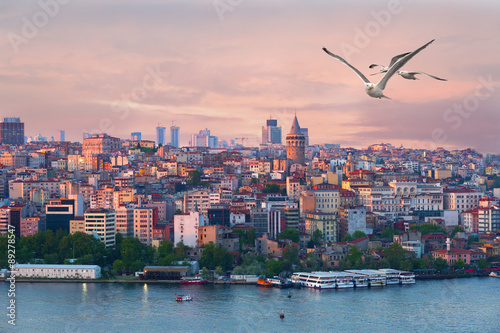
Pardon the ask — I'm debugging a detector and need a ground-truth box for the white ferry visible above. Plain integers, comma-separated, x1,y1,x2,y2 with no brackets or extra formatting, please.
291,272,337,289
378,269,415,285
327,272,355,288
399,271,416,285
345,270,387,287
377,269,401,285
350,274,369,288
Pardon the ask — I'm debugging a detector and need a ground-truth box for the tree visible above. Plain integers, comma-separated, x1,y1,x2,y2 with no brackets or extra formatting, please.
200,267,210,280
198,242,234,271
383,242,407,269
278,228,300,243
312,229,323,246
347,246,363,266
342,234,353,242
186,170,203,186
434,257,448,272
113,259,124,274
266,259,283,277
380,228,397,239
283,244,299,265
214,266,224,277
262,183,281,193
468,235,479,244
352,231,367,240
450,226,465,238
233,228,256,248
410,223,447,236
304,254,320,271
453,259,466,270
477,259,489,269
400,260,413,272
232,254,266,276
121,237,146,273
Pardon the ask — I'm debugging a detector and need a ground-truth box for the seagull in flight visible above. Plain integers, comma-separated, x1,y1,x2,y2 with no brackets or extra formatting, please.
370,54,447,81
398,71,447,81
368,52,409,75
322,39,435,99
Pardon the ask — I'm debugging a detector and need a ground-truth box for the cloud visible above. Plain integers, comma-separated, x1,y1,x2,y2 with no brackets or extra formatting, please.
0,0,499,152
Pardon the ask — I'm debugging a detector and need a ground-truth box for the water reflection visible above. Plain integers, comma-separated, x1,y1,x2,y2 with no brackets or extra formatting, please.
7,278,499,332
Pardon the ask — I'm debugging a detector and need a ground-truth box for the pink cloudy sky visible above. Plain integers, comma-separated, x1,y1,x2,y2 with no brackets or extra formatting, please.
1,0,499,152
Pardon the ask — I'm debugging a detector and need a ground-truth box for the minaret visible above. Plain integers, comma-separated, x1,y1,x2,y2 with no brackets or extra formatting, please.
286,111,305,165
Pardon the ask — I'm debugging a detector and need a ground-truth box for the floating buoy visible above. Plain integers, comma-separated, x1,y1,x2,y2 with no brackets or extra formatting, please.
280,311,285,319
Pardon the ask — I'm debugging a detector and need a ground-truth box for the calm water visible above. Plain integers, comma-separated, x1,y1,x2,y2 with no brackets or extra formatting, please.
1,278,499,333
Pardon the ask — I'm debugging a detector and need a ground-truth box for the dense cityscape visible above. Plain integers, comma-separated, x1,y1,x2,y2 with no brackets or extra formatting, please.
1,113,499,285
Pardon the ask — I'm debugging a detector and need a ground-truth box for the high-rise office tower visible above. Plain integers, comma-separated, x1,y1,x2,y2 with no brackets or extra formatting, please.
57,130,65,142
190,129,218,148
300,128,309,146
0,117,24,145
156,126,166,146
261,117,282,144
131,132,141,141
170,125,179,148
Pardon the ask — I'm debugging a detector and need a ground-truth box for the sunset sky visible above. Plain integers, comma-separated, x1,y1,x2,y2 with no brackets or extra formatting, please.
1,0,499,152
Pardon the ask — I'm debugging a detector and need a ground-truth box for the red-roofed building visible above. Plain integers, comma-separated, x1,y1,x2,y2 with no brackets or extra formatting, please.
432,238,473,264
443,187,484,213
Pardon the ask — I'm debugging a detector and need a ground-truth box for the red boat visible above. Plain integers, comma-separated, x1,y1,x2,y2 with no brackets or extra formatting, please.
180,276,207,285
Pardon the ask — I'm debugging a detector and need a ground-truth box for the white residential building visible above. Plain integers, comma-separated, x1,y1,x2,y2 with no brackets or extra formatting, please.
174,211,205,247
84,209,116,248
11,264,101,279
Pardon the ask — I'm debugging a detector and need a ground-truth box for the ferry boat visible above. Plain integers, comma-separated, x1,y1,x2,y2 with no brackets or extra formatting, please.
399,271,416,284
175,294,193,302
377,269,401,285
257,277,274,287
291,272,336,289
180,276,207,285
345,270,386,287
327,272,355,288
351,274,369,288
267,277,293,288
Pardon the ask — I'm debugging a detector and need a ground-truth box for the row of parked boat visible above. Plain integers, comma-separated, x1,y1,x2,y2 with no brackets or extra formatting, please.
290,269,415,289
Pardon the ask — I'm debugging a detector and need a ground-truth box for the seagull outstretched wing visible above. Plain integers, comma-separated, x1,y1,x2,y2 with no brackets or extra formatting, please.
377,39,435,90
322,47,370,84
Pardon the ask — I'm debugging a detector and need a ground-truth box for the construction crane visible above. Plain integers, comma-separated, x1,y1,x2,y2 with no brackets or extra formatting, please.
235,137,249,147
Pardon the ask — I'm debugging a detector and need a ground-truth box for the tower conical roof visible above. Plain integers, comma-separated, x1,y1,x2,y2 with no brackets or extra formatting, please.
289,115,301,135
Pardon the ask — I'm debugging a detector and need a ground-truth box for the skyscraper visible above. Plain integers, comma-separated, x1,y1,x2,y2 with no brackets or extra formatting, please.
261,117,282,144
300,128,309,146
131,132,141,141
170,125,179,148
57,130,65,142
0,117,24,145
190,129,218,148
156,126,166,146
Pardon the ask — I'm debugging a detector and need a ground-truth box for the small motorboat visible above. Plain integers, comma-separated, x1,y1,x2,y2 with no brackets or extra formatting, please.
175,294,193,302
180,276,207,285
257,277,273,287
489,272,499,278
